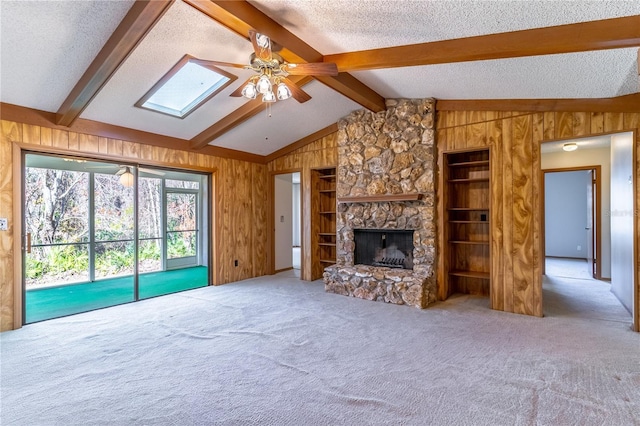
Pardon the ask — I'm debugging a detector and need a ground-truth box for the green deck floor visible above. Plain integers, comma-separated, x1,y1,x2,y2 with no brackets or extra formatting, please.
25,266,209,323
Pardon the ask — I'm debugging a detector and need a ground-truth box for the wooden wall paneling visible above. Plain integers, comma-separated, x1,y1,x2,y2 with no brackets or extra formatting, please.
40,127,52,147
604,112,624,132
446,128,456,151
301,165,313,281
78,133,99,153
467,111,486,125
531,113,544,317
555,112,574,139
236,160,252,280
122,141,138,158
0,122,18,331
543,112,555,140
590,112,605,134
573,112,590,137
98,137,109,154
107,138,123,157
501,117,514,313
51,129,68,150
252,163,267,277
466,122,486,148
488,119,504,311
139,144,153,162
624,113,639,130
511,114,535,315
22,124,40,145
436,147,447,300
454,123,466,150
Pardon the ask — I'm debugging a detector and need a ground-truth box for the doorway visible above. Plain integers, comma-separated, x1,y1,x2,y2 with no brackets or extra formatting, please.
22,152,211,323
273,172,302,277
542,167,601,280
540,134,635,326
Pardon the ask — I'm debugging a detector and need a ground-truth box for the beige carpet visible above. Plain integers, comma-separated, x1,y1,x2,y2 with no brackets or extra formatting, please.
1,271,638,425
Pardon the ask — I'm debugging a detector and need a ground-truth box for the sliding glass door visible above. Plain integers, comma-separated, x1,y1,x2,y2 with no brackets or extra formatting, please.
23,153,210,323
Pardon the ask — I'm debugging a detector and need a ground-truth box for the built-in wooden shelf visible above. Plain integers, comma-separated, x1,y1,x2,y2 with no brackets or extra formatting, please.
449,270,490,279
338,193,423,203
312,167,337,280
448,178,490,183
448,160,489,167
449,240,490,245
443,148,491,299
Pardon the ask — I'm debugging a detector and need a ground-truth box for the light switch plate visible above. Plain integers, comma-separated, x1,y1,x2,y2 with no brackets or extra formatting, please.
0,218,7,231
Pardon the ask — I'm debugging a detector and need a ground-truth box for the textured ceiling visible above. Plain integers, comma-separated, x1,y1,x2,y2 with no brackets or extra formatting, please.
251,0,640,53
0,0,134,111
1,1,639,157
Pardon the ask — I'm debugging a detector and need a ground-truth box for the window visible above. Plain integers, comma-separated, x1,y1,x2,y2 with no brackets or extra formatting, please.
136,55,237,118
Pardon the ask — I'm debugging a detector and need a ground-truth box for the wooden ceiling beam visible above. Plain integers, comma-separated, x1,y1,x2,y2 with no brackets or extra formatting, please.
55,0,174,127
326,15,640,72
190,76,314,150
436,93,640,113
183,0,386,114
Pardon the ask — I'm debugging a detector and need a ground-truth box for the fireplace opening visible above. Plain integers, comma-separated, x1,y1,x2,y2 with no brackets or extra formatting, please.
354,229,414,270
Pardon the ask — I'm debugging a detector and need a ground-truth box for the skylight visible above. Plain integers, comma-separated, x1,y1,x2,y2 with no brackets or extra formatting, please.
136,55,237,118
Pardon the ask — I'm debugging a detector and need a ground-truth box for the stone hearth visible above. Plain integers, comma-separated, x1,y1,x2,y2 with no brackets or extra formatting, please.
324,99,437,308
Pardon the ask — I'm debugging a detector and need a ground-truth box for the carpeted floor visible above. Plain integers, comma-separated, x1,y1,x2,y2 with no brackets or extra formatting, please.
25,266,209,323
545,257,593,280
2,271,638,425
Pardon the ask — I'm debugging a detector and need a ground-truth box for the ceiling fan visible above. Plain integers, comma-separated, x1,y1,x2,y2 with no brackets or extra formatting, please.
207,30,338,103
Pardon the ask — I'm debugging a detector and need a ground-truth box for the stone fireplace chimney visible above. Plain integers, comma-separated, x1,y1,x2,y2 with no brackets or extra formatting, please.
324,99,437,308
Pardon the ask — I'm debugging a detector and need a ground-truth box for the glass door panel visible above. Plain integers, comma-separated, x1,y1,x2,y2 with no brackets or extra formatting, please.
166,192,197,267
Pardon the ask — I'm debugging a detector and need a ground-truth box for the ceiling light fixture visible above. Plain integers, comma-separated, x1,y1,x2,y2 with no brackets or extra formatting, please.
563,142,578,152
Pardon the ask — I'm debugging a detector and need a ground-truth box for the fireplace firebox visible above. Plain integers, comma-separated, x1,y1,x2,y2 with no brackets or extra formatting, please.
354,229,414,270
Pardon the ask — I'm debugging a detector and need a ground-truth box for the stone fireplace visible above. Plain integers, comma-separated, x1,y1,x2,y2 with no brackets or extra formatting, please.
354,229,414,270
324,99,437,308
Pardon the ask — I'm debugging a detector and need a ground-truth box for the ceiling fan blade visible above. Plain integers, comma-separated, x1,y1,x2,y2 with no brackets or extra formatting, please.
249,29,272,61
192,59,246,70
282,78,312,103
229,77,253,97
283,62,338,76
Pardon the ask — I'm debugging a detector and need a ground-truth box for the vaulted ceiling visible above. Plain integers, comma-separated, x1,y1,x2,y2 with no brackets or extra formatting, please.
1,0,639,161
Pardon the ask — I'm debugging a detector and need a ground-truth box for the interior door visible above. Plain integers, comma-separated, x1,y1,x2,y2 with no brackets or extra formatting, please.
586,169,596,278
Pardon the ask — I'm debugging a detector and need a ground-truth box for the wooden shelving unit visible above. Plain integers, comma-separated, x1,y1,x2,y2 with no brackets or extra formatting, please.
443,149,491,298
311,167,336,279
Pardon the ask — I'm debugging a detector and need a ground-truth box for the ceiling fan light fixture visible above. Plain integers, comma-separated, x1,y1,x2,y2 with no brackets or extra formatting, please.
256,74,272,94
563,142,578,152
241,82,257,99
276,82,292,100
263,90,276,103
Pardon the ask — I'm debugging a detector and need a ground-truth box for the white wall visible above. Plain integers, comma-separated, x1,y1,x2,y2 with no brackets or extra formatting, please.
610,132,635,314
544,171,589,259
542,147,611,278
292,180,301,247
274,174,293,270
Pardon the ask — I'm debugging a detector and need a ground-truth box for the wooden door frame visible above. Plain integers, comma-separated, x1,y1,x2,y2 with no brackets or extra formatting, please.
540,166,602,280
268,168,303,277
